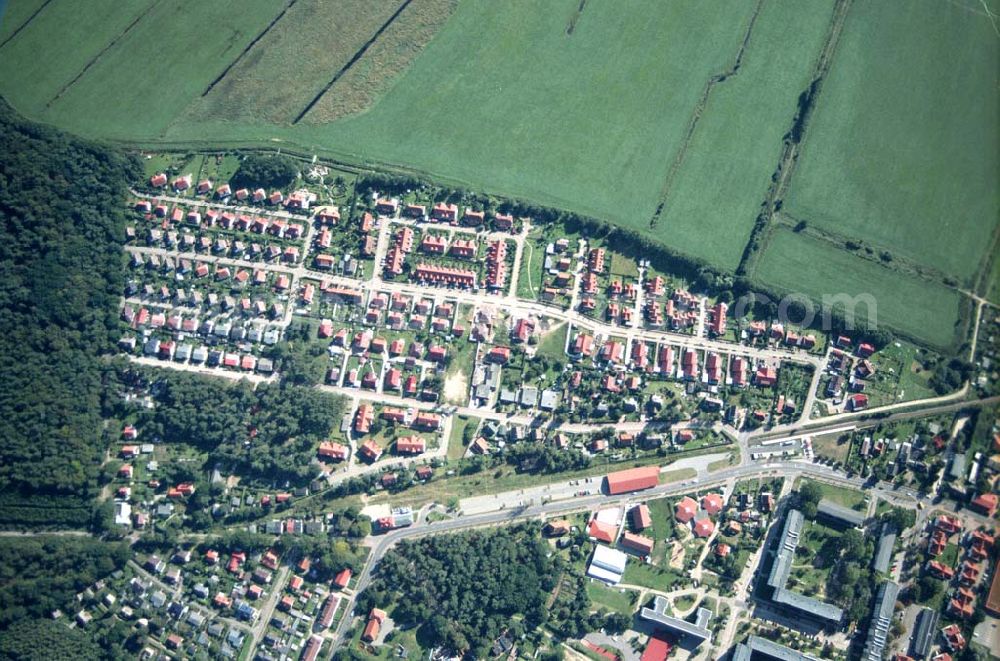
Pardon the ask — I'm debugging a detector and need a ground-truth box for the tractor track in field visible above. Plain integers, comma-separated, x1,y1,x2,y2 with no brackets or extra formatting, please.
0,0,54,51
292,0,416,124
647,0,765,231
200,0,299,97
566,0,588,35
738,0,853,278
44,0,165,108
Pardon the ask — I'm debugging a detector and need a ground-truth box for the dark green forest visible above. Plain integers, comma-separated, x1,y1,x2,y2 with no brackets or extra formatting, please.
358,524,554,656
118,369,346,485
0,100,140,525
0,536,128,628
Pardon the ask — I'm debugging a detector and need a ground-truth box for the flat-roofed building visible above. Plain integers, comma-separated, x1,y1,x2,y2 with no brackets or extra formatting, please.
639,595,712,647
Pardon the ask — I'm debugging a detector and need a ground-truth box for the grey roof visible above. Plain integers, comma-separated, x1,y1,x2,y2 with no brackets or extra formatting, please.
861,581,899,661
816,499,865,527
732,636,821,661
767,509,803,589
949,453,966,480
772,588,844,623
519,386,539,407
639,595,712,645
540,389,559,410
909,607,938,658
872,529,896,573
766,508,843,623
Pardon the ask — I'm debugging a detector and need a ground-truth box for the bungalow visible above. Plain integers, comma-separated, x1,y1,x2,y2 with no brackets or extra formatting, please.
359,439,382,462
150,173,168,187
494,212,514,230
463,208,485,226
362,608,388,643
413,412,441,430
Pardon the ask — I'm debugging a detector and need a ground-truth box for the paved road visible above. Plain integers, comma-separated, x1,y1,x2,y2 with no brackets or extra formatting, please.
328,457,936,650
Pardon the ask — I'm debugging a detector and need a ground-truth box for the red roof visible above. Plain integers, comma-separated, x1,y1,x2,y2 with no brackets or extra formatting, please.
588,519,617,544
640,633,673,661
675,496,698,523
693,518,715,538
621,532,654,555
605,465,659,495
333,568,352,589
631,504,652,530
701,493,724,515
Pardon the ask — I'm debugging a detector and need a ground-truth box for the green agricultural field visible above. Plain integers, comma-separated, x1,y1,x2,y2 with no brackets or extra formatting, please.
0,0,48,43
181,0,404,126
754,230,966,349
0,0,158,113
11,0,284,139
654,0,835,269
785,0,999,285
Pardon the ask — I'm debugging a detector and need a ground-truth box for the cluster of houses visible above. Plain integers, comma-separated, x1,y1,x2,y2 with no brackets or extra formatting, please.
131,205,307,267
924,514,996,623
148,173,318,215
373,196,517,233
120,304,280,375
824,335,879,411
70,563,250,660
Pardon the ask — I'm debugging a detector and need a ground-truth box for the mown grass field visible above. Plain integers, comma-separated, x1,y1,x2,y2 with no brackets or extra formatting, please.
655,0,835,269
785,0,999,285
753,230,964,349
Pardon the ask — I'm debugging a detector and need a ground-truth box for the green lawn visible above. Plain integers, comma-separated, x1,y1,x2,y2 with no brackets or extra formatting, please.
785,0,999,284
447,415,479,461
10,0,284,139
798,477,867,511
585,580,636,615
0,0,159,113
536,323,568,361
753,229,966,349
621,561,682,592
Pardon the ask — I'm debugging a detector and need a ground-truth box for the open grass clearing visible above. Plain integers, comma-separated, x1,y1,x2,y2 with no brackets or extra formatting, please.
753,229,966,350
796,477,867,511
585,580,636,615
810,432,851,464
446,414,479,461
303,0,459,123
621,561,682,592
0,0,50,43
785,0,999,284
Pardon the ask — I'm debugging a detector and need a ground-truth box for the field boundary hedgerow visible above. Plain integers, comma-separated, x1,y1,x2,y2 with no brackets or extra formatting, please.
45,0,166,107
0,0,51,50
647,0,765,231
293,0,415,123
199,0,299,98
